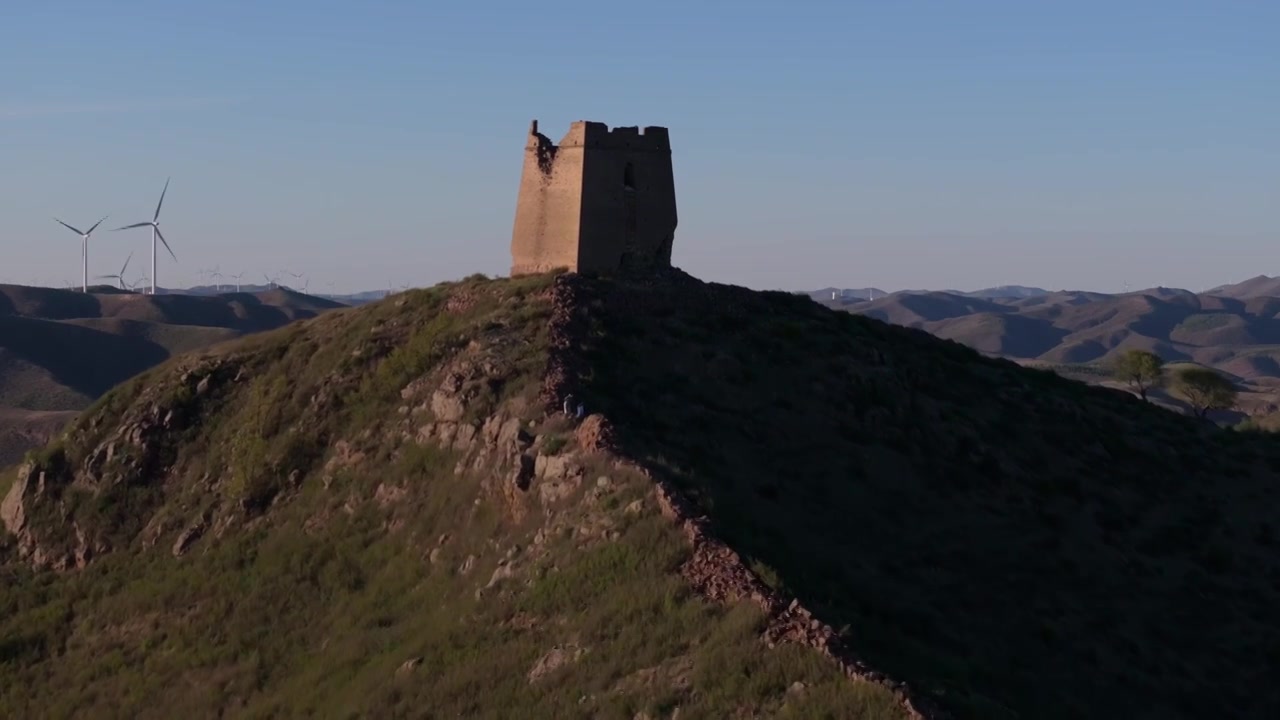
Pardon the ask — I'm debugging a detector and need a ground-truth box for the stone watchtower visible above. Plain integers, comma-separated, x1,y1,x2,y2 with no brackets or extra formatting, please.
510,120,677,276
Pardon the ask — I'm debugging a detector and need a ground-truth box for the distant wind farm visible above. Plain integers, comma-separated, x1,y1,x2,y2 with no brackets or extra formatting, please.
43,177,397,302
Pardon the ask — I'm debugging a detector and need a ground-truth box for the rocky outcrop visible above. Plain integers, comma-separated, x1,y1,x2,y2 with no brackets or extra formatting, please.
1,462,106,571
527,643,587,684
0,464,31,543
1,357,242,569
171,510,210,558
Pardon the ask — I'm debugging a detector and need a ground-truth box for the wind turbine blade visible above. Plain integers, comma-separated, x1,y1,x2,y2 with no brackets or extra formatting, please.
115,222,154,231
86,215,109,235
121,251,133,276
154,227,177,262
154,177,170,221
54,218,85,235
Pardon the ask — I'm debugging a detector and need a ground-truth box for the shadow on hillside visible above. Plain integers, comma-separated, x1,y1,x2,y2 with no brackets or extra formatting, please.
1127,299,1200,342
0,285,332,334
0,316,169,399
926,313,1068,358
571,272,1280,720
0,285,103,319
101,293,304,331
862,292,1012,325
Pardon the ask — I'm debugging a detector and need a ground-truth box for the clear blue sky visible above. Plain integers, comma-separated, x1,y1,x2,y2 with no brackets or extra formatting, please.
2,1,1276,293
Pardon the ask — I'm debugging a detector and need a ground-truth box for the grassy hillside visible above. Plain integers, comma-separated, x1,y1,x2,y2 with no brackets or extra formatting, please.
0,284,343,466
562,271,1280,719
7,269,1280,718
0,274,905,719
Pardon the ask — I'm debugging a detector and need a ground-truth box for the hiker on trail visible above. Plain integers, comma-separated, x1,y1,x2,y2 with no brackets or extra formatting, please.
563,394,575,416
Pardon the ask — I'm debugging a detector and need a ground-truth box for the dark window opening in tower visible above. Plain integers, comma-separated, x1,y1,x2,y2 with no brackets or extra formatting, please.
623,163,636,190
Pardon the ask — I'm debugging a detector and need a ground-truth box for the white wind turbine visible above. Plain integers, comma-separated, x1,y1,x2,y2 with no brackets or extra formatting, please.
52,215,109,292
264,272,281,289
97,252,134,290
115,177,176,295
231,271,246,292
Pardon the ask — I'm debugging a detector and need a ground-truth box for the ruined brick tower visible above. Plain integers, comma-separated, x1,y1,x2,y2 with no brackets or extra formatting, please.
510,119,677,276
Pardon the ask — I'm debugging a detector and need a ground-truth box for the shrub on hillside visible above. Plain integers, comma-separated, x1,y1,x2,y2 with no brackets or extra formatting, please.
1111,349,1164,401
1172,366,1237,419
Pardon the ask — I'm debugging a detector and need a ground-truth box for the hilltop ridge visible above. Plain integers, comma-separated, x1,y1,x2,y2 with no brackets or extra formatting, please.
3,271,1280,718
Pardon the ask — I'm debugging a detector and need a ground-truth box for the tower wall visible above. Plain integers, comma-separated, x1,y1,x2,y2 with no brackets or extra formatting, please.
509,121,586,276
577,123,677,273
510,119,677,276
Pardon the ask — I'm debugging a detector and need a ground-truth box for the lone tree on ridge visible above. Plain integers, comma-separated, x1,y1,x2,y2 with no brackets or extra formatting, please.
1112,349,1165,401
1172,366,1237,419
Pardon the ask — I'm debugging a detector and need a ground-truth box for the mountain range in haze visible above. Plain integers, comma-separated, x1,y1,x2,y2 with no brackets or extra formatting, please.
806,284,1050,302
805,275,1280,304
116,283,390,306
808,275,1280,417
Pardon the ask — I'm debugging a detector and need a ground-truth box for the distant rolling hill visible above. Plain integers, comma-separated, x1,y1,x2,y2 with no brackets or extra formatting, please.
1206,274,1280,300
0,284,346,465
804,284,1048,304
821,279,1280,416
173,284,391,306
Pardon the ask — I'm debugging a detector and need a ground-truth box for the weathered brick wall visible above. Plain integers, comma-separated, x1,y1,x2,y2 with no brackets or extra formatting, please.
509,121,586,275
510,120,677,276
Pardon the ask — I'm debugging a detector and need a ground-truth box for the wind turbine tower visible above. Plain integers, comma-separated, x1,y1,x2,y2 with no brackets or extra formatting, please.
115,178,176,295
97,252,134,290
53,215,108,292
